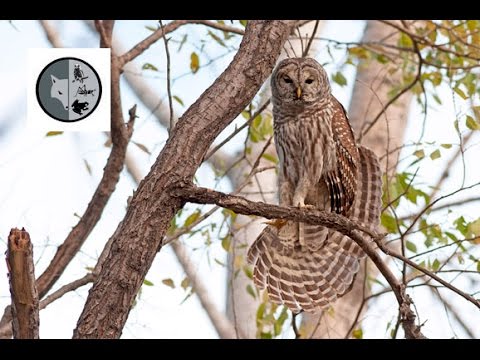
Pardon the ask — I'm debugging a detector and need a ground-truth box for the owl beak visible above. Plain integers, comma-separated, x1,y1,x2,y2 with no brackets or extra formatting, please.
296,86,302,99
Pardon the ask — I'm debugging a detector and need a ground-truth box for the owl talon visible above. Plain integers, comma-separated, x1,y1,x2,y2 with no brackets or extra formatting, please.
264,219,287,230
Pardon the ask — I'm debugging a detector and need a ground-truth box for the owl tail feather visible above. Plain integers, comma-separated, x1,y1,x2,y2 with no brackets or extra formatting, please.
246,146,382,313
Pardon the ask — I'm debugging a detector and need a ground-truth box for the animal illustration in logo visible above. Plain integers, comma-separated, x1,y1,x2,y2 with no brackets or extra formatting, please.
71,100,89,115
50,75,69,110
72,64,88,84
74,84,96,97
36,57,102,122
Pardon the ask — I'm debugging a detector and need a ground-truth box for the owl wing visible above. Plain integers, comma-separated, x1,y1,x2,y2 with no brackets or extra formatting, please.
324,97,360,216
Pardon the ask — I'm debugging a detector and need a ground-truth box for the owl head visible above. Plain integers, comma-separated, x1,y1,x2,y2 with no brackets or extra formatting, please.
271,57,331,108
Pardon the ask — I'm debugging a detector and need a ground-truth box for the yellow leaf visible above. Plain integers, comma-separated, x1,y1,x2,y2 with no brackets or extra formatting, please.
162,278,175,289
45,131,63,137
190,52,199,73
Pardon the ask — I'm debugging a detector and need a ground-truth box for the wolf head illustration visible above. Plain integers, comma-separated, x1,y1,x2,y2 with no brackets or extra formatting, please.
50,75,68,110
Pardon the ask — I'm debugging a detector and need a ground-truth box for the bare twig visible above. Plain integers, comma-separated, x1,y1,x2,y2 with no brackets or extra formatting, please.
6,228,39,339
159,20,174,135
204,100,270,162
431,287,476,339
379,242,480,309
39,273,95,311
119,20,245,67
429,131,475,200
302,20,320,57
360,25,422,140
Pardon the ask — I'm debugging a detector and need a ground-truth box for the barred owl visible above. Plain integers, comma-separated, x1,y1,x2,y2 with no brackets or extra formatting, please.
247,58,383,313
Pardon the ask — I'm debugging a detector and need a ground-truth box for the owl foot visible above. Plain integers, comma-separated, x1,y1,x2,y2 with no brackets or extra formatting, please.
264,219,288,230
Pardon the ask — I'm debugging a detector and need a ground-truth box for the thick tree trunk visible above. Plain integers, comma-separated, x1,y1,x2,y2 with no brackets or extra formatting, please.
301,20,413,339
225,21,323,338
72,20,293,339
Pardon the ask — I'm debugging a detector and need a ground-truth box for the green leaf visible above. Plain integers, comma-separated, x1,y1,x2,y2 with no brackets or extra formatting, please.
133,141,151,155
143,279,154,286
222,208,237,222
45,131,63,137
454,216,468,236
145,25,157,32
352,328,363,339
399,33,413,48
256,302,266,321
432,94,442,105
348,46,369,59
243,265,253,280
376,54,388,64
440,143,452,149
430,149,441,160
162,278,175,288
142,63,158,71
207,30,226,47
184,210,201,227
413,149,425,159
406,240,417,253
239,20,248,27
477,261,480,273
468,218,480,237
83,159,92,175
454,87,468,100
173,95,184,106
262,153,278,164
332,72,347,87
454,119,459,132
221,235,231,252
246,284,256,299
190,52,200,73
381,212,398,234
432,259,440,271
85,266,94,272
260,332,272,339
465,115,480,130
214,258,226,267
274,307,289,336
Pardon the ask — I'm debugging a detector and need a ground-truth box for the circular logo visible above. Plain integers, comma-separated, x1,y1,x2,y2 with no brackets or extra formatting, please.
36,57,102,122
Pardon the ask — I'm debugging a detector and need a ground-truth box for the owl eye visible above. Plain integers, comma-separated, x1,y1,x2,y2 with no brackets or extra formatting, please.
305,78,314,84
58,91,63,95
283,77,293,84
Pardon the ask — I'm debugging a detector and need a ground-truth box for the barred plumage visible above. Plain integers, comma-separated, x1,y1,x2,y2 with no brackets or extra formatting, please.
247,58,382,313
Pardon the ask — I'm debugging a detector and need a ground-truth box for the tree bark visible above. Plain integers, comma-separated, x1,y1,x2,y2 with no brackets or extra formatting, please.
7,228,39,339
72,20,293,339
301,20,413,339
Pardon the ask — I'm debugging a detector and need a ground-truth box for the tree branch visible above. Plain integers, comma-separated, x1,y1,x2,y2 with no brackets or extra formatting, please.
39,273,95,311
174,183,427,338
174,183,381,240
6,228,39,339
